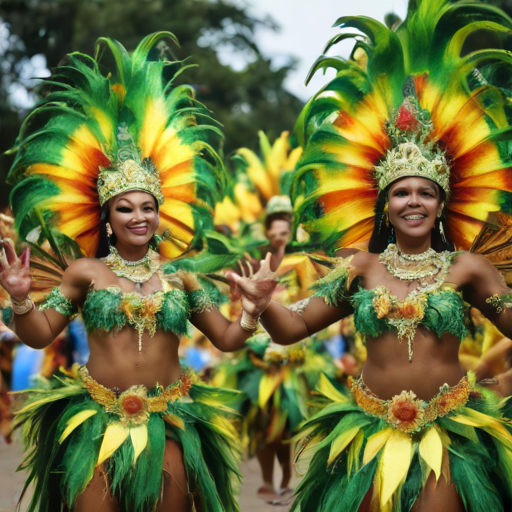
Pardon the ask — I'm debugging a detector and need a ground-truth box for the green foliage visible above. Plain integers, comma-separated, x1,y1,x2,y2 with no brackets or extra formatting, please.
0,0,304,207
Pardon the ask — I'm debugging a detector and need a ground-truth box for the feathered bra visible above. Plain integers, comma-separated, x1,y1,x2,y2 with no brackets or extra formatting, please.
292,0,512,253
6,32,226,259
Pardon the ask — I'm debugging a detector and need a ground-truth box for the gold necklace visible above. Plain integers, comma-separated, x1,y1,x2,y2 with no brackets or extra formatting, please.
379,243,452,293
102,246,160,283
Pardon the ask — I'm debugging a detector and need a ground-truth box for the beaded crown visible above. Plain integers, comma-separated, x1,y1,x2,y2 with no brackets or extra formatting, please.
97,126,164,206
375,94,450,196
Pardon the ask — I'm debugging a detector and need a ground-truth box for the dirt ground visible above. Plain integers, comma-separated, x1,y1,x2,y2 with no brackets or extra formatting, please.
0,437,298,512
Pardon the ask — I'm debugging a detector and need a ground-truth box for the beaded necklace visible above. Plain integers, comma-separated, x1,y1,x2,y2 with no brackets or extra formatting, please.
102,246,160,284
379,243,452,294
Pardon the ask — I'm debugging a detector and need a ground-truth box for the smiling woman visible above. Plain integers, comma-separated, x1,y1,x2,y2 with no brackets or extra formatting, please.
0,32,278,512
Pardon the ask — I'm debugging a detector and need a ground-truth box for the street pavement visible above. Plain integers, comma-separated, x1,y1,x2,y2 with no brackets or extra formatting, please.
0,436,297,512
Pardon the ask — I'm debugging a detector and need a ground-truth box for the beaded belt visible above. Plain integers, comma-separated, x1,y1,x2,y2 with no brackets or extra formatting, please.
79,366,193,425
348,372,475,434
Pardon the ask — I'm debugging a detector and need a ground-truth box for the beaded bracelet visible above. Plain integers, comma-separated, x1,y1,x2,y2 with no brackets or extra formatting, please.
240,309,259,331
11,295,34,315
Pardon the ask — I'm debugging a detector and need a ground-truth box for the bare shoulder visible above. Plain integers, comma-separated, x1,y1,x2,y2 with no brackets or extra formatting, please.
62,258,105,287
452,251,493,276
336,249,377,274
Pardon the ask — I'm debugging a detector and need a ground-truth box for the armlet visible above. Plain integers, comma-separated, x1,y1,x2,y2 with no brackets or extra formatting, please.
187,289,218,315
310,255,355,307
287,298,312,316
39,287,79,320
485,293,512,314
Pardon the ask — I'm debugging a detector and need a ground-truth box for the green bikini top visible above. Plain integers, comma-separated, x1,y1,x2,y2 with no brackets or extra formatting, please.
311,253,469,360
40,273,218,350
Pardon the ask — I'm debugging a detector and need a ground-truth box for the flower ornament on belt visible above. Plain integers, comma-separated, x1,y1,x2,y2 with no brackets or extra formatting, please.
292,1,512,252
7,32,226,259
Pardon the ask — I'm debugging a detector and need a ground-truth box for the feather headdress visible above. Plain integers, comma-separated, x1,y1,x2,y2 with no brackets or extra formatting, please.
293,0,512,252
7,32,226,260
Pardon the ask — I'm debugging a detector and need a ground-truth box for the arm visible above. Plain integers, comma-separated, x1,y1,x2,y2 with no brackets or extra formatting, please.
461,253,512,339
259,296,350,345
0,239,90,349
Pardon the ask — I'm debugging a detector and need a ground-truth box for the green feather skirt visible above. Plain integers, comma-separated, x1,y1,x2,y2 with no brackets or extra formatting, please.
12,365,242,512
292,372,512,512
214,334,340,456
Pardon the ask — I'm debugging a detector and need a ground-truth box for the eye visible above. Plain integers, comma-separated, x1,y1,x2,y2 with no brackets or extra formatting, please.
421,191,434,197
144,206,155,211
394,190,408,196
116,207,132,213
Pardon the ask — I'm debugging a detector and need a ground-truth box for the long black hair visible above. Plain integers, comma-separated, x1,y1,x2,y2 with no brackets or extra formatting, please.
95,194,160,258
368,185,455,254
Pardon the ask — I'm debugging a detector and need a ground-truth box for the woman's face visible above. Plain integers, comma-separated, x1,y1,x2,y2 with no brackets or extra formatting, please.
387,177,442,239
108,191,159,248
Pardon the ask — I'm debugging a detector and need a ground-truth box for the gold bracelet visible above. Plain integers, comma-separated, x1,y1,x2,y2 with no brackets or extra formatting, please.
240,309,259,332
11,295,34,315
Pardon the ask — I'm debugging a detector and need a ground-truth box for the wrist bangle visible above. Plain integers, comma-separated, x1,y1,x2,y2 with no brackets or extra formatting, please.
11,295,34,315
240,309,259,332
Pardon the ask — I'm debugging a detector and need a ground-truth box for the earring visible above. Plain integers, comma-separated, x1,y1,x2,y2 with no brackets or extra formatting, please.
106,222,113,245
439,220,447,244
387,225,396,245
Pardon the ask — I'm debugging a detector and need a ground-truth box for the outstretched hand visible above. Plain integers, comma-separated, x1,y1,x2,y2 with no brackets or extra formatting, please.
0,238,31,300
227,252,278,317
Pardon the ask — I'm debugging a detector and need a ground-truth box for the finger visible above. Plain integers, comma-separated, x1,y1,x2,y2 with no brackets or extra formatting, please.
247,261,254,278
238,260,246,278
20,247,31,269
3,238,18,265
0,244,8,269
226,271,242,284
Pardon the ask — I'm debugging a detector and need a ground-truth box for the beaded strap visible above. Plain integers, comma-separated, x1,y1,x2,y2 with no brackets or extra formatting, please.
187,288,218,315
39,287,79,320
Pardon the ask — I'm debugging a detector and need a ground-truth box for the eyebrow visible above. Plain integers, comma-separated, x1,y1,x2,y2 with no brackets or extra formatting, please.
115,199,154,206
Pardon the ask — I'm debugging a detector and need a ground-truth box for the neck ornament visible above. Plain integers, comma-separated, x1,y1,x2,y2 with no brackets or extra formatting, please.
102,246,159,284
379,243,451,294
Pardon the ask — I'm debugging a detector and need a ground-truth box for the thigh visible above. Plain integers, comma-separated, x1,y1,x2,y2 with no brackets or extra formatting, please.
411,473,464,512
72,466,119,512
157,438,192,512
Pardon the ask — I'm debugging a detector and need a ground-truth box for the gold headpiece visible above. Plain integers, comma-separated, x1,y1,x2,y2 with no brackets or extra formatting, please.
375,141,450,196
376,92,450,197
97,159,164,206
96,124,164,206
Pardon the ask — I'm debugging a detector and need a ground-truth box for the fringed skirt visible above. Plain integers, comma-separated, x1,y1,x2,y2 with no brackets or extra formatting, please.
12,365,242,512
214,334,337,456
292,372,512,512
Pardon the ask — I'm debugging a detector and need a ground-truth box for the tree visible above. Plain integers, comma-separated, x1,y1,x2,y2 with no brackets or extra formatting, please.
0,0,304,208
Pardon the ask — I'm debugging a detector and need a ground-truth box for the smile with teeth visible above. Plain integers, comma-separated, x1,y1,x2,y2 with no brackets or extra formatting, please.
404,215,425,220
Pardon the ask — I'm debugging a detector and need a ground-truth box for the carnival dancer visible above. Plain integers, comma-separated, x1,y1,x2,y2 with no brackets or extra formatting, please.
0,33,275,512
229,1,512,510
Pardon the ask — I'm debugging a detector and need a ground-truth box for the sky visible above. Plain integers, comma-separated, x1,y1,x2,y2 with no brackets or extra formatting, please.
222,0,409,101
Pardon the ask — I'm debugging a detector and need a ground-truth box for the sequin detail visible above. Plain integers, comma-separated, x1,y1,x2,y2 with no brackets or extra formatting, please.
39,287,79,320
486,293,512,314
349,372,475,433
188,289,218,314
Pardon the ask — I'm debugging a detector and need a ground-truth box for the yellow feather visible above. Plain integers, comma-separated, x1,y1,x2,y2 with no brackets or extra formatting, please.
237,148,273,200
58,409,98,444
130,424,148,465
96,422,130,466
90,107,114,146
363,427,393,466
347,430,365,477
316,373,348,403
139,97,167,158
419,426,443,481
258,372,283,409
380,429,413,507
328,426,362,465
164,413,185,431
